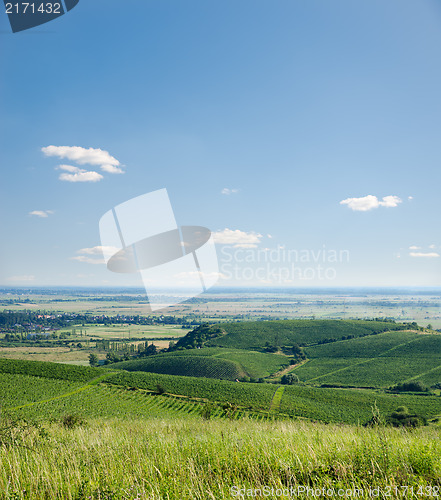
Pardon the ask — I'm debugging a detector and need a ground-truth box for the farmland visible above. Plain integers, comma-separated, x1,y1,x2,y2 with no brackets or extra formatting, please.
112,355,246,380
293,330,441,388
1,358,440,426
204,319,409,349
113,347,289,380
2,287,440,327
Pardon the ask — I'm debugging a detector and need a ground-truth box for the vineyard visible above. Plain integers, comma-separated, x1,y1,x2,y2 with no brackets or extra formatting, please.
1,358,440,426
0,358,105,382
0,369,278,423
112,355,246,380
105,370,277,410
113,347,289,379
294,330,441,388
280,384,441,424
205,319,409,350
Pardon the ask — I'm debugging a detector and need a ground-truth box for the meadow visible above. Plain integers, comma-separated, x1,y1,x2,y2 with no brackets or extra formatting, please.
1,416,440,499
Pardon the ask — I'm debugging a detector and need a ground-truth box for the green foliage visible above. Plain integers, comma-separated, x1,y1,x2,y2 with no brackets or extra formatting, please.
1,418,441,498
106,370,276,411
279,385,440,424
281,373,299,385
174,323,225,349
386,406,427,428
0,358,104,382
113,347,289,380
61,413,85,429
390,381,429,393
112,355,245,380
294,331,441,388
204,319,407,350
88,353,99,366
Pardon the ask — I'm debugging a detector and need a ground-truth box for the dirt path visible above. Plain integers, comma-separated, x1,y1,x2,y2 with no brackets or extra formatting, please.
271,359,308,379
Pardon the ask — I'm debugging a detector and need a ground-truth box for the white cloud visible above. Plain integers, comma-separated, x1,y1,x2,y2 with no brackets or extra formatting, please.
57,165,103,183
42,145,123,173
71,256,105,264
379,195,402,208
221,188,239,195
340,195,402,211
174,271,227,280
409,245,421,250
408,196,414,200
267,234,273,239
429,244,437,249
101,164,124,174
72,246,119,264
29,210,53,218
212,228,262,248
409,252,440,258
6,275,35,282
77,246,119,257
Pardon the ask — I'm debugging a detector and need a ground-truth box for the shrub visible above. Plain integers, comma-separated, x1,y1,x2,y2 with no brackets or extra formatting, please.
281,373,299,385
386,406,427,428
61,414,85,429
390,381,428,393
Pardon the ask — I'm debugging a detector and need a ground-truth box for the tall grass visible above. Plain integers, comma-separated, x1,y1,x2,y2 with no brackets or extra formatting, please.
0,416,440,499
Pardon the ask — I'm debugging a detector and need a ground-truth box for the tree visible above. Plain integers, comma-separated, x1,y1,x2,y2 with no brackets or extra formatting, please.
386,406,427,428
88,353,98,366
145,343,157,356
281,373,299,385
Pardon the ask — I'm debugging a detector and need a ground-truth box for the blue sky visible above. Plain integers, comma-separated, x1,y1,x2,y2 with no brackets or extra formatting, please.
0,0,440,288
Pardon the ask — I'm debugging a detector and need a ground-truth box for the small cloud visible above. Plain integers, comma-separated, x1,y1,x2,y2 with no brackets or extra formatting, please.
29,210,53,218
340,195,402,212
267,234,273,239
42,145,123,174
221,188,239,195
6,275,35,282
409,245,421,250
57,165,103,183
71,256,105,264
212,228,262,248
379,195,402,208
71,245,119,264
429,244,437,249
174,271,227,280
408,196,414,200
77,246,119,257
101,164,124,174
409,252,440,258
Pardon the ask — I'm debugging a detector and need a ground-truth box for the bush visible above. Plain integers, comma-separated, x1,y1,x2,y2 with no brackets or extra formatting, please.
281,374,299,385
61,414,85,429
386,406,427,428
390,381,428,393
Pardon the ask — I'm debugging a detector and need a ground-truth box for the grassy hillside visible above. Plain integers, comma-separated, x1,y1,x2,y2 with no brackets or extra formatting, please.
113,347,289,379
111,355,245,380
179,319,410,351
0,357,104,382
294,331,441,388
1,417,440,499
2,359,439,426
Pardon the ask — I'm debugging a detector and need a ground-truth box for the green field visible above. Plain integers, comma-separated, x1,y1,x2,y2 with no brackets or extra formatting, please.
1,351,441,499
202,319,409,349
1,358,440,426
112,355,246,380
113,347,289,380
293,331,441,388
